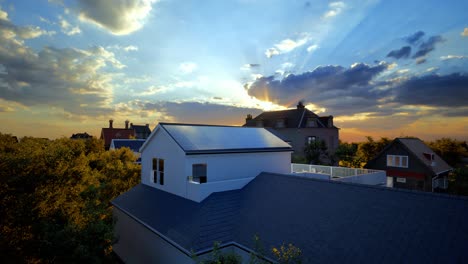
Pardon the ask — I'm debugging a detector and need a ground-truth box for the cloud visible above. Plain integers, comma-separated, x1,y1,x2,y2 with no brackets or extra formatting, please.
440,55,468,60
0,9,55,39
265,35,310,58
461,28,468,37
322,2,345,19
76,0,156,35
387,46,411,59
412,35,444,58
123,45,138,52
306,44,319,53
246,62,391,115
405,31,425,44
415,58,426,64
240,63,260,71
59,17,81,35
0,6,9,21
0,16,126,117
179,62,198,74
392,73,468,107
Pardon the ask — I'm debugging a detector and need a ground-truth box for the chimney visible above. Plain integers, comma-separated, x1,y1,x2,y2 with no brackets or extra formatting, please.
125,120,129,129
328,116,334,128
146,124,149,127
109,119,113,128
246,114,253,122
130,122,133,128
297,101,305,109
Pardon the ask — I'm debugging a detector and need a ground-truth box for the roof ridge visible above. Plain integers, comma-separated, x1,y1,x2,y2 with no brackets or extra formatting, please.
257,172,468,201
159,122,238,127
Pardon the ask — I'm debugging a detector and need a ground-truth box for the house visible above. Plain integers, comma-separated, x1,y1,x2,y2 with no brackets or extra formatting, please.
130,123,151,139
100,120,135,150
243,102,339,160
137,123,292,202
365,137,453,192
112,124,468,263
110,139,146,163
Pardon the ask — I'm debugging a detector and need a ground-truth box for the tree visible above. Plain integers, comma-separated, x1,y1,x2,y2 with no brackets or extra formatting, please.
0,133,140,262
334,141,361,168
304,140,330,165
427,138,468,167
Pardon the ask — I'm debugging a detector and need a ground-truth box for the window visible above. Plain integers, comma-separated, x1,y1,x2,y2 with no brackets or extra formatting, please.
192,164,207,183
152,158,165,185
396,177,406,183
386,155,408,168
307,136,317,145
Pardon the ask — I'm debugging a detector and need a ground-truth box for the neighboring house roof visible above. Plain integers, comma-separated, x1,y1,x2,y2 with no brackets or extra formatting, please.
110,139,146,152
70,132,92,139
244,104,337,129
141,123,293,155
368,138,452,175
100,128,135,147
112,173,468,263
130,124,151,135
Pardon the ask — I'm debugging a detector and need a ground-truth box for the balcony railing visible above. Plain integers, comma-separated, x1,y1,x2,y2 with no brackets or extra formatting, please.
291,163,387,186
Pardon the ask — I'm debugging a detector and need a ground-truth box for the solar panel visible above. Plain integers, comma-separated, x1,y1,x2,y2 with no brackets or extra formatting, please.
162,124,291,152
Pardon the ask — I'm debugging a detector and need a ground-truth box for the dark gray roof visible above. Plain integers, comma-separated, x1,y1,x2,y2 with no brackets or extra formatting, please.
396,138,452,174
131,124,151,135
244,108,337,129
112,173,468,263
111,139,146,152
160,123,292,155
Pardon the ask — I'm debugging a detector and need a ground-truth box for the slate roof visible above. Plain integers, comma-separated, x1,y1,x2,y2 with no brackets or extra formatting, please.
396,138,452,174
367,138,452,175
130,124,151,138
244,107,337,129
112,173,468,263
142,123,293,155
110,139,146,152
100,128,135,148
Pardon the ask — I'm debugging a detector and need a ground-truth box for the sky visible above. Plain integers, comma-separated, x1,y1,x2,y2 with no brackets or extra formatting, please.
0,0,467,142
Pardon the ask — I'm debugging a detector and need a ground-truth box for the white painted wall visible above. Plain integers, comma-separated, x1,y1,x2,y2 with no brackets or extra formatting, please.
141,127,187,198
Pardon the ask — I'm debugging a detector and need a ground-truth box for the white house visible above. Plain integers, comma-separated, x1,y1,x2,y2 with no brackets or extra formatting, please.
138,123,293,202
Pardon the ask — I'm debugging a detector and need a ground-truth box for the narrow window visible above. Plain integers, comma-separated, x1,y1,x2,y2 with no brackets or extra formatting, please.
395,156,401,167
387,155,393,167
307,136,316,145
152,158,158,183
159,159,165,185
401,156,408,168
193,164,207,184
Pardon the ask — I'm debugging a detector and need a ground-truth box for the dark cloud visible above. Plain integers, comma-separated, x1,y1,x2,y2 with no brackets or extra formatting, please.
415,58,426,64
392,73,468,107
412,35,444,58
75,0,155,35
387,46,411,59
405,31,425,45
247,63,390,115
248,63,260,67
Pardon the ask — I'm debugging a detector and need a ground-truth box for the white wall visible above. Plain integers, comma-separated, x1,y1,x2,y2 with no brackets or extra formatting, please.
185,151,291,182
141,128,187,198
113,208,194,264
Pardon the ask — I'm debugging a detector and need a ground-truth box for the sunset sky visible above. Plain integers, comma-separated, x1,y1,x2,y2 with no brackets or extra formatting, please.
0,0,467,142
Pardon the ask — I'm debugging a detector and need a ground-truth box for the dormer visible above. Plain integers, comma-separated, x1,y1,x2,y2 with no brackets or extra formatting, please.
306,117,317,127
423,152,436,166
275,119,285,128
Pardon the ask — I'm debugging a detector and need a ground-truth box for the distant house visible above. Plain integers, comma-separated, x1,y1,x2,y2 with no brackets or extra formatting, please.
365,138,452,192
70,132,92,139
111,124,468,263
130,123,151,139
243,102,339,160
110,139,146,163
100,120,135,150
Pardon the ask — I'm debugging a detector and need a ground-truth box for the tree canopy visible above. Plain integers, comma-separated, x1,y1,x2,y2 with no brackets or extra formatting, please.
0,134,140,263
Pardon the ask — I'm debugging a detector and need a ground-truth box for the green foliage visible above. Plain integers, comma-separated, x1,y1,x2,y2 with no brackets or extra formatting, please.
272,243,302,264
427,138,468,167
356,136,390,166
0,133,140,263
304,140,330,165
334,141,362,168
447,167,468,196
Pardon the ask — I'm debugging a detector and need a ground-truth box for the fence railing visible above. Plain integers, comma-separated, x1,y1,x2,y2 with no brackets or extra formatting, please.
291,163,382,178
